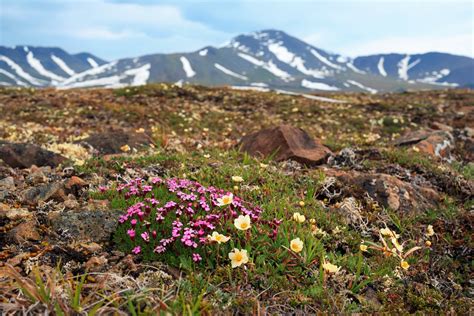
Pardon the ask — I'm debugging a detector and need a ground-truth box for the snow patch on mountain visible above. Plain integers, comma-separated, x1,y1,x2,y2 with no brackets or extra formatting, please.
268,42,330,78
251,82,268,87
180,57,196,78
27,52,65,82
214,63,248,80
0,55,44,85
51,55,76,76
238,53,293,81
417,68,457,86
398,55,421,80
199,49,208,56
346,61,366,74
87,58,99,68
60,61,117,86
377,57,387,77
310,49,344,70
265,60,293,81
347,80,377,94
0,69,27,86
125,63,150,86
301,79,339,91
238,53,264,66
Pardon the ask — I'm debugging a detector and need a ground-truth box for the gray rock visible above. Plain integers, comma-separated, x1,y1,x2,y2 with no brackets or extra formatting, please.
48,209,121,242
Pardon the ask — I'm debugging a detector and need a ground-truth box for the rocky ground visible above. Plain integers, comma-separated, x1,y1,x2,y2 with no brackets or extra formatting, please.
0,84,472,314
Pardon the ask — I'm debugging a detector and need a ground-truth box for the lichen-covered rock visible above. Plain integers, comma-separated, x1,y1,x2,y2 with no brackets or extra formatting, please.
239,125,332,165
394,129,454,161
48,209,121,242
0,142,66,168
78,131,153,155
326,169,440,212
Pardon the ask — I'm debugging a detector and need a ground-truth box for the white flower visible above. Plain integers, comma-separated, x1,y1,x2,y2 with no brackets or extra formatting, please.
232,176,244,183
290,238,304,253
217,193,233,206
229,248,249,268
234,215,251,231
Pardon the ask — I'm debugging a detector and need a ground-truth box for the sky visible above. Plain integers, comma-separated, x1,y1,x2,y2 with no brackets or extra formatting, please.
0,0,473,61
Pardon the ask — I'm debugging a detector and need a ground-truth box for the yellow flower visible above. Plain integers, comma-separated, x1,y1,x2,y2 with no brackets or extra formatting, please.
259,163,268,168
203,154,211,159
229,248,249,268
120,144,131,152
400,260,410,270
298,201,305,207
232,176,244,183
217,193,233,206
426,225,435,237
391,237,404,252
309,218,316,224
425,240,432,247
208,232,230,244
380,227,399,239
292,212,306,223
233,185,239,191
360,244,368,252
234,215,251,231
322,261,341,274
290,238,304,253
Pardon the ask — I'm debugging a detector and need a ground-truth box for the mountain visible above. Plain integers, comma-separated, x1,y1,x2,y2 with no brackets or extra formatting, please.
0,45,107,87
1,30,473,93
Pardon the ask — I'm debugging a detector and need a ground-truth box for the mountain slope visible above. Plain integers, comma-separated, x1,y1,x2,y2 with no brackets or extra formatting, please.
2,30,473,92
0,45,107,87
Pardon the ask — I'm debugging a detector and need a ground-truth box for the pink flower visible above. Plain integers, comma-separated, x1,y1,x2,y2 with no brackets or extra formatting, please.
99,186,107,192
141,231,150,242
131,219,137,227
132,246,141,254
192,253,202,262
127,229,136,239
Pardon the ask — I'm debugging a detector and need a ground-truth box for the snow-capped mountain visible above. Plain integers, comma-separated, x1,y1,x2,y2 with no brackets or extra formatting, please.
0,46,106,87
1,30,473,93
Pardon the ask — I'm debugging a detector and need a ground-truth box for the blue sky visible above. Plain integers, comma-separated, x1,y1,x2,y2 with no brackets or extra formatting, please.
1,0,472,60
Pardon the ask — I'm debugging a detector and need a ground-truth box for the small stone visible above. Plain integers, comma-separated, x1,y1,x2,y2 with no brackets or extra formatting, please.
5,208,32,220
8,221,41,243
0,176,15,189
85,256,108,272
64,176,87,190
80,242,102,253
26,170,47,185
23,182,66,205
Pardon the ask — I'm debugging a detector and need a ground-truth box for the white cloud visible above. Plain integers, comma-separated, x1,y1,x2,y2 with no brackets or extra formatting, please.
72,27,149,40
342,33,473,57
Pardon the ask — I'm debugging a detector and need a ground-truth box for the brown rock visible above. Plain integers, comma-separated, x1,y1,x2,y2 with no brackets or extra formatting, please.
239,125,332,165
0,143,65,168
22,182,66,205
8,221,41,243
64,176,87,190
327,169,440,212
79,131,153,155
85,256,108,272
394,129,454,160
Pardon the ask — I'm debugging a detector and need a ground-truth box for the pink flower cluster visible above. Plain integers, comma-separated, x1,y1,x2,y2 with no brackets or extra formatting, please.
114,177,281,259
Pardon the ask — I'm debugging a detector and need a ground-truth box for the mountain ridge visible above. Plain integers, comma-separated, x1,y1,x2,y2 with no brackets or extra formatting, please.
1,30,472,92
